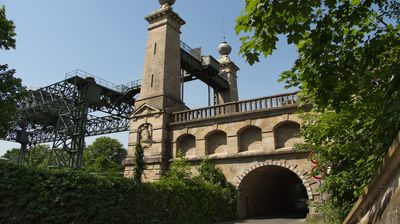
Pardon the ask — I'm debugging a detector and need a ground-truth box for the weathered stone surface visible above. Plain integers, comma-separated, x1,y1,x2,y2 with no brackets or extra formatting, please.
344,132,400,224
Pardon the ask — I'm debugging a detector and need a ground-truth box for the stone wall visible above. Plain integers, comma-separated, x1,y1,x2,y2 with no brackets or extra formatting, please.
171,107,304,159
170,106,321,216
343,132,400,224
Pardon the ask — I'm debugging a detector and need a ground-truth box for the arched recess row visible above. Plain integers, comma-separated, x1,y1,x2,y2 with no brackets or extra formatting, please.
174,120,302,156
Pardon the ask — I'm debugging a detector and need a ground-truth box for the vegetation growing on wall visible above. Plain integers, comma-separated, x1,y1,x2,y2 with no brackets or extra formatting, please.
236,0,399,222
133,144,144,183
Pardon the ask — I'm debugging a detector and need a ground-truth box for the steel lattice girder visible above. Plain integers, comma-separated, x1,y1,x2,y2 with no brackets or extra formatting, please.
3,75,139,145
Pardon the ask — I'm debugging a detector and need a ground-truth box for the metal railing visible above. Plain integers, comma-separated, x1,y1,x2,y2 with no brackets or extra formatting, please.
180,41,201,61
115,79,141,93
65,69,141,93
173,92,299,123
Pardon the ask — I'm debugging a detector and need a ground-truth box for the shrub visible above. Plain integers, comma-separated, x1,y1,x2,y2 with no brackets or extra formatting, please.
0,162,236,224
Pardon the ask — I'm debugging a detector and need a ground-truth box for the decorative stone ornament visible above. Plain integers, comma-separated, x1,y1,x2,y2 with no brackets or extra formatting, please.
218,41,232,56
138,123,153,149
159,0,176,6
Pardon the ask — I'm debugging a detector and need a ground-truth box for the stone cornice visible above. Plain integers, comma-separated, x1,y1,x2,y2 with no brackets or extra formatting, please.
169,149,310,162
145,6,186,26
220,60,240,72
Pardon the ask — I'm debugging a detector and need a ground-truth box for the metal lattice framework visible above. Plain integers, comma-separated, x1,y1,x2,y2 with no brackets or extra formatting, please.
2,70,141,168
2,41,231,168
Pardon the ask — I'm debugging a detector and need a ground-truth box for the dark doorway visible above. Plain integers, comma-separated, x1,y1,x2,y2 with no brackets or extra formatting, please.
238,165,309,219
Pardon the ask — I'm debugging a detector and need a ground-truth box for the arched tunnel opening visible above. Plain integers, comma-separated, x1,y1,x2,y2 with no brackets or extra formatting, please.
238,165,309,219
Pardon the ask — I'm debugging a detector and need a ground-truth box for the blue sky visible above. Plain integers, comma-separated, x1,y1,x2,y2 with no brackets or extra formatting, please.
0,0,297,155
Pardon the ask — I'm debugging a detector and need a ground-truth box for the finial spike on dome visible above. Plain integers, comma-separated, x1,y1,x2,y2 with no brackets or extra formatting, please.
159,0,176,7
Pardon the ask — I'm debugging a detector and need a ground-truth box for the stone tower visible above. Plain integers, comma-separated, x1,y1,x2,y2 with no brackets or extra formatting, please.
124,0,186,181
216,41,239,104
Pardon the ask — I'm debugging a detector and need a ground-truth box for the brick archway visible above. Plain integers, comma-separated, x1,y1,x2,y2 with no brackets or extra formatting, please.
234,161,314,201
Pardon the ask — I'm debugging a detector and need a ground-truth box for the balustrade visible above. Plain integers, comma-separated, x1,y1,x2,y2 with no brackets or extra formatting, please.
173,92,298,123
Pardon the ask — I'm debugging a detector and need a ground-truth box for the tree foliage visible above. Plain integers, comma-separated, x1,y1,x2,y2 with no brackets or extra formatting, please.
236,0,399,222
2,148,19,162
2,145,51,168
0,5,16,50
163,151,192,181
83,137,127,173
2,137,127,173
197,159,229,187
0,5,25,137
160,154,237,221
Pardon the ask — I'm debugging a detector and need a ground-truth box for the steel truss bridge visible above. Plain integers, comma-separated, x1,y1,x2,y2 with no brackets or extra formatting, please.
1,41,230,168
3,70,141,168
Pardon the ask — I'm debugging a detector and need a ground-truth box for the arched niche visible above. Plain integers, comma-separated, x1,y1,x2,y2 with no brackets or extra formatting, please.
205,130,227,155
176,134,196,157
238,126,262,152
274,121,301,149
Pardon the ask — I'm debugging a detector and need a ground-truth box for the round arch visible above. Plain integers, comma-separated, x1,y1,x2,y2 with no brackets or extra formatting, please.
235,161,313,219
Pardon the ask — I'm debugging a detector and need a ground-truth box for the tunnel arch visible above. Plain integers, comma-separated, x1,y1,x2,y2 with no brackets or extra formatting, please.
235,162,313,219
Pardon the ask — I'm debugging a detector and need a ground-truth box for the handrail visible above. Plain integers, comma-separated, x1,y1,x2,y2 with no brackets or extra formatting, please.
180,41,201,61
173,92,299,123
65,69,141,93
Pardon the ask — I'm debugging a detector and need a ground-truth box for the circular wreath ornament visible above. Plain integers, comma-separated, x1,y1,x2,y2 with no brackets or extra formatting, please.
159,0,176,6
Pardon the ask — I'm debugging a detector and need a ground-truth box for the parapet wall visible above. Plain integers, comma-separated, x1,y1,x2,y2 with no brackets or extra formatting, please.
343,131,400,224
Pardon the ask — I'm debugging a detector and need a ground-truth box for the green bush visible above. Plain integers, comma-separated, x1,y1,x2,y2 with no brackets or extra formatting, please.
0,162,236,224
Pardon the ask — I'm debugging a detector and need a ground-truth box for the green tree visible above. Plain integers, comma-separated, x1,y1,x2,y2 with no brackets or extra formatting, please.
236,0,399,222
2,148,20,162
0,5,16,50
163,151,192,181
197,159,228,187
0,5,25,137
83,137,127,173
2,145,51,168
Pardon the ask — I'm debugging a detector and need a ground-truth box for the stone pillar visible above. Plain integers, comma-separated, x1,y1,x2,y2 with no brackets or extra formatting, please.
124,2,186,181
136,3,185,109
216,41,240,105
